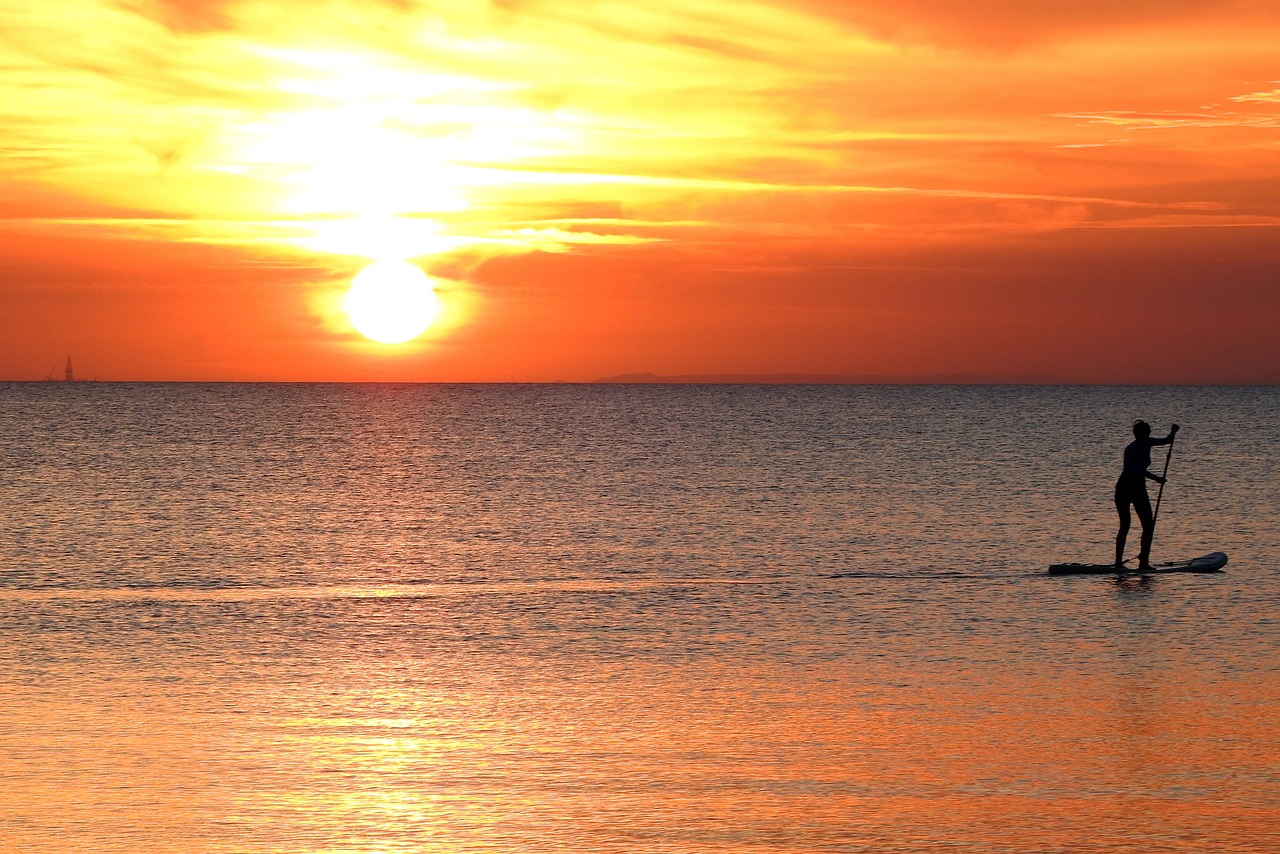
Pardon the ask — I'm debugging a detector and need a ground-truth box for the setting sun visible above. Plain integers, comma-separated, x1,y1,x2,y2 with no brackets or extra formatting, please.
343,259,440,344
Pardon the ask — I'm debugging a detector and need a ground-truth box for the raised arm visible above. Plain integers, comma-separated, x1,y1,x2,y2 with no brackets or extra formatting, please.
1144,424,1179,482
1151,423,1180,446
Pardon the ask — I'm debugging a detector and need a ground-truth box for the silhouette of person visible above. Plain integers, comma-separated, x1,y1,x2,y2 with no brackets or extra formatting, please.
1114,420,1178,570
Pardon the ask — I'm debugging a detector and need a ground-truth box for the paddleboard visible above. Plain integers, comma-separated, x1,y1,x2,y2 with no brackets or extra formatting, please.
1048,551,1227,576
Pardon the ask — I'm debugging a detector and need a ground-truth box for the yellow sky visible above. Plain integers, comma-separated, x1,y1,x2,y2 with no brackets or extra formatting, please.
3,0,1279,381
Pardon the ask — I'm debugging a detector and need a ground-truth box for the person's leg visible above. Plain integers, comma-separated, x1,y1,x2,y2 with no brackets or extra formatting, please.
1114,491,1131,567
1135,491,1155,568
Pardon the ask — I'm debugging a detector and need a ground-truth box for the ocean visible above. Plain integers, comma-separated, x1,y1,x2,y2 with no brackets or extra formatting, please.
1,383,1277,852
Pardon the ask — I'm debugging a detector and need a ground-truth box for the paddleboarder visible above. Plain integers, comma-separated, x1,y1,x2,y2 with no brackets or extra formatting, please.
1115,420,1178,570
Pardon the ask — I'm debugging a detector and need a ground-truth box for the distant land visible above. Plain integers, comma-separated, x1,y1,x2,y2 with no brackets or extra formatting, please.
595,372,1074,385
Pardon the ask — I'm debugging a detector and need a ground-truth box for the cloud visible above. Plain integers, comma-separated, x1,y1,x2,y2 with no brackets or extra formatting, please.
5,0,1280,271
117,0,236,32
1057,110,1280,130
789,0,1280,48
1232,87,1280,103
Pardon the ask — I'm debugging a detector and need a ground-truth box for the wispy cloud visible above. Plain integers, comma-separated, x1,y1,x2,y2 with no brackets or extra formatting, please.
1058,110,1280,130
1232,87,1280,103
787,0,1277,48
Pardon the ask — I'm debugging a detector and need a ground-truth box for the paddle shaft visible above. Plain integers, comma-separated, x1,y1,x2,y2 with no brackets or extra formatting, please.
1150,433,1176,535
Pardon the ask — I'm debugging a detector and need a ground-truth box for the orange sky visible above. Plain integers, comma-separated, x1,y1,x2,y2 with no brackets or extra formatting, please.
2,0,1278,382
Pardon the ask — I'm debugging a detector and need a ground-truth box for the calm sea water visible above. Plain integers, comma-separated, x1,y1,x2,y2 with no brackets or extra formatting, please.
1,383,1277,853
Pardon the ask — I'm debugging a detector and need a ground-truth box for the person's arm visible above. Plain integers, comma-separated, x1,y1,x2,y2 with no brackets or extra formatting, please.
1151,423,1180,447
1145,424,1179,482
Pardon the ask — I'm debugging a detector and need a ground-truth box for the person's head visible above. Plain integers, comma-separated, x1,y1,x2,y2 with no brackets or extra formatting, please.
1132,420,1151,438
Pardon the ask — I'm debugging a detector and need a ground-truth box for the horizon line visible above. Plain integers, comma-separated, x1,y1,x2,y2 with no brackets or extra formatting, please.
4,376,1279,387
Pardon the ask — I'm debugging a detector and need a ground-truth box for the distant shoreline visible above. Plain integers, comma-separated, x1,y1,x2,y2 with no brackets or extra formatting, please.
5,375,1279,386
594,372,1074,385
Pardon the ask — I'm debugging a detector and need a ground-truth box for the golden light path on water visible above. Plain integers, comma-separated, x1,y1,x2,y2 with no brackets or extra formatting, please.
5,578,1276,853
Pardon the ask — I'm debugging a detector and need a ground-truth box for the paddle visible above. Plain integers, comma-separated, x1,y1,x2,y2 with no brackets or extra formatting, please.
1150,424,1177,536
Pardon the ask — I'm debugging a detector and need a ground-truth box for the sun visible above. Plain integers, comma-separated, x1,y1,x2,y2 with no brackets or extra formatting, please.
343,259,441,344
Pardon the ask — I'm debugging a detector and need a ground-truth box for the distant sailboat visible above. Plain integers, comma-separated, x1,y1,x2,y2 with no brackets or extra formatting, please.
64,356,75,382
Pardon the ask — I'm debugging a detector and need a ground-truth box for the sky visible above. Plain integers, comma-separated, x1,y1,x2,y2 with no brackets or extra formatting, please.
2,0,1279,382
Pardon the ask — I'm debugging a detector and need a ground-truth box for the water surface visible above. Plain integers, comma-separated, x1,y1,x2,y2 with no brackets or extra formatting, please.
1,384,1277,852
